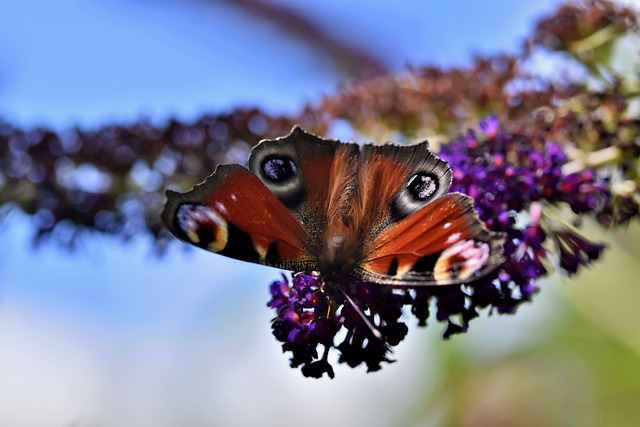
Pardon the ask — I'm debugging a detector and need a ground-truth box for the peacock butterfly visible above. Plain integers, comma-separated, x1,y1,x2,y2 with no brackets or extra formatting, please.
162,126,505,290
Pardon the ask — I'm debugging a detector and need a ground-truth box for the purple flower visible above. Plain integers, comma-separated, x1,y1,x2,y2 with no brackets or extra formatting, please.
267,116,610,378
479,114,500,138
554,228,606,275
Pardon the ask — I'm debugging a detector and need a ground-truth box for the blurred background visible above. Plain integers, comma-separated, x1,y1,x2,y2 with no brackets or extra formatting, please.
1,1,639,426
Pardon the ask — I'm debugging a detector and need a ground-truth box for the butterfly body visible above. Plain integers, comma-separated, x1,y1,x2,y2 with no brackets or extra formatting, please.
162,127,505,288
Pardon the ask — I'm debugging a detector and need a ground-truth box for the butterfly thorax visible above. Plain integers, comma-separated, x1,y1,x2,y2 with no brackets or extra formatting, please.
318,215,361,286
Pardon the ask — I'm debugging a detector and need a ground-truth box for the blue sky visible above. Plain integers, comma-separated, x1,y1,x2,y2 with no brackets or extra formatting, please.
0,0,560,129
1,2,568,426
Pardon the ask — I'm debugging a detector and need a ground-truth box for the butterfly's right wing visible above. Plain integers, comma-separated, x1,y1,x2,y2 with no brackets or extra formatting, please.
248,126,360,258
163,126,361,272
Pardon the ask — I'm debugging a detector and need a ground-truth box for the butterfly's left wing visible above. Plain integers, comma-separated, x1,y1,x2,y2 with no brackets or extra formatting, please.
354,143,505,286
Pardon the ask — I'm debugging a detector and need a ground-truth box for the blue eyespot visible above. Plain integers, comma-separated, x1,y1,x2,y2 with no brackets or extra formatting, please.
407,173,437,200
261,155,297,182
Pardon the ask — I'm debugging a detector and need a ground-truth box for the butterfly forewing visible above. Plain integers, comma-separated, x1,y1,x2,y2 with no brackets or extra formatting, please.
248,127,359,243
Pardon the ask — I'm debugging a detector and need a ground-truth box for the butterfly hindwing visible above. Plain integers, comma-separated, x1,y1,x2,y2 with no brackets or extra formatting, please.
162,164,318,271
358,193,505,286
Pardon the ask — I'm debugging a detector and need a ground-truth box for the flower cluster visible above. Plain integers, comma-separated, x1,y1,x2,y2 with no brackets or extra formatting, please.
440,115,608,280
267,116,609,378
268,273,406,379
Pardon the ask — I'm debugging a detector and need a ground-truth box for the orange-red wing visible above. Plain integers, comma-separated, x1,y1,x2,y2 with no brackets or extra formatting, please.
162,164,318,272
358,193,505,286
248,127,359,243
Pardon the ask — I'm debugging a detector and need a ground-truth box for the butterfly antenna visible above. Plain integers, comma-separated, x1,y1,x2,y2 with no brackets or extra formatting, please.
340,289,383,340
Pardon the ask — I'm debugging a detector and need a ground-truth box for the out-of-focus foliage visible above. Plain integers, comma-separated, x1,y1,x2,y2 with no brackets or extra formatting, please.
0,109,326,246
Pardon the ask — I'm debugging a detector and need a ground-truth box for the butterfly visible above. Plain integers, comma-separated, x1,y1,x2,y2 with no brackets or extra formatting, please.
162,126,505,290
